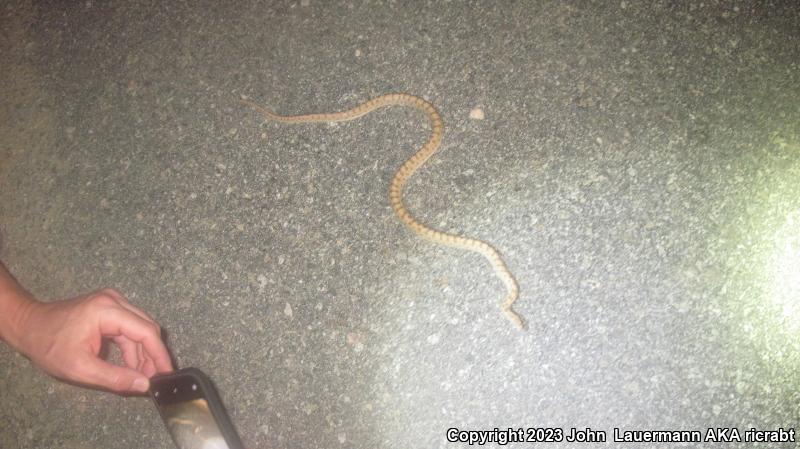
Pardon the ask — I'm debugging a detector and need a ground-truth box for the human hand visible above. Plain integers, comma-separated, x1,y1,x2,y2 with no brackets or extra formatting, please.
13,288,174,393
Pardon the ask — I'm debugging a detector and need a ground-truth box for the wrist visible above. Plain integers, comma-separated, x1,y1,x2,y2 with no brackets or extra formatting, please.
0,277,40,352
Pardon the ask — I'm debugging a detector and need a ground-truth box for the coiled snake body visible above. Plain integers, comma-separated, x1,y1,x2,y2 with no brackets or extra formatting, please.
242,93,524,329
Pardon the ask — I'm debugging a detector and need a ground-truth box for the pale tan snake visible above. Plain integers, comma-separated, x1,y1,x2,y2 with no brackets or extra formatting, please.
242,93,524,329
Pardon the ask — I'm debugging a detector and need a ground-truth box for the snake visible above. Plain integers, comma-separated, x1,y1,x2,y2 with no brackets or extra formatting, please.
241,93,524,329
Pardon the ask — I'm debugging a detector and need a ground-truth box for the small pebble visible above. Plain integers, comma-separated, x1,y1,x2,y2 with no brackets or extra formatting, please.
284,302,293,318
257,274,268,291
469,107,485,120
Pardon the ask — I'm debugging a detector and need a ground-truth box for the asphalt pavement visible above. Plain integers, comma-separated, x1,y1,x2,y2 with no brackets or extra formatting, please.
1,1,798,448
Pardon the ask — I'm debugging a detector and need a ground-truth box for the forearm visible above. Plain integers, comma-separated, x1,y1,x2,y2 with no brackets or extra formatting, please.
0,261,39,350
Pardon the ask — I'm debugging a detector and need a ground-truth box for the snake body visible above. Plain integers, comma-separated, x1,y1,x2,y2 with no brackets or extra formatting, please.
242,93,524,329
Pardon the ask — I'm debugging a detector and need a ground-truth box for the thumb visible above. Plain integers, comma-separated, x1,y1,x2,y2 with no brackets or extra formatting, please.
77,357,150,393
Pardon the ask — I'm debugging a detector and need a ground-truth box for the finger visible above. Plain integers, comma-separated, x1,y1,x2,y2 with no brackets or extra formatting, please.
112,335,141,370
144,347,172,374
136,341,145,371
75,355,150,393
102,292,170,372
136,342,157,377
141,352,157,377
125,306,171,374
97,308,174,374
